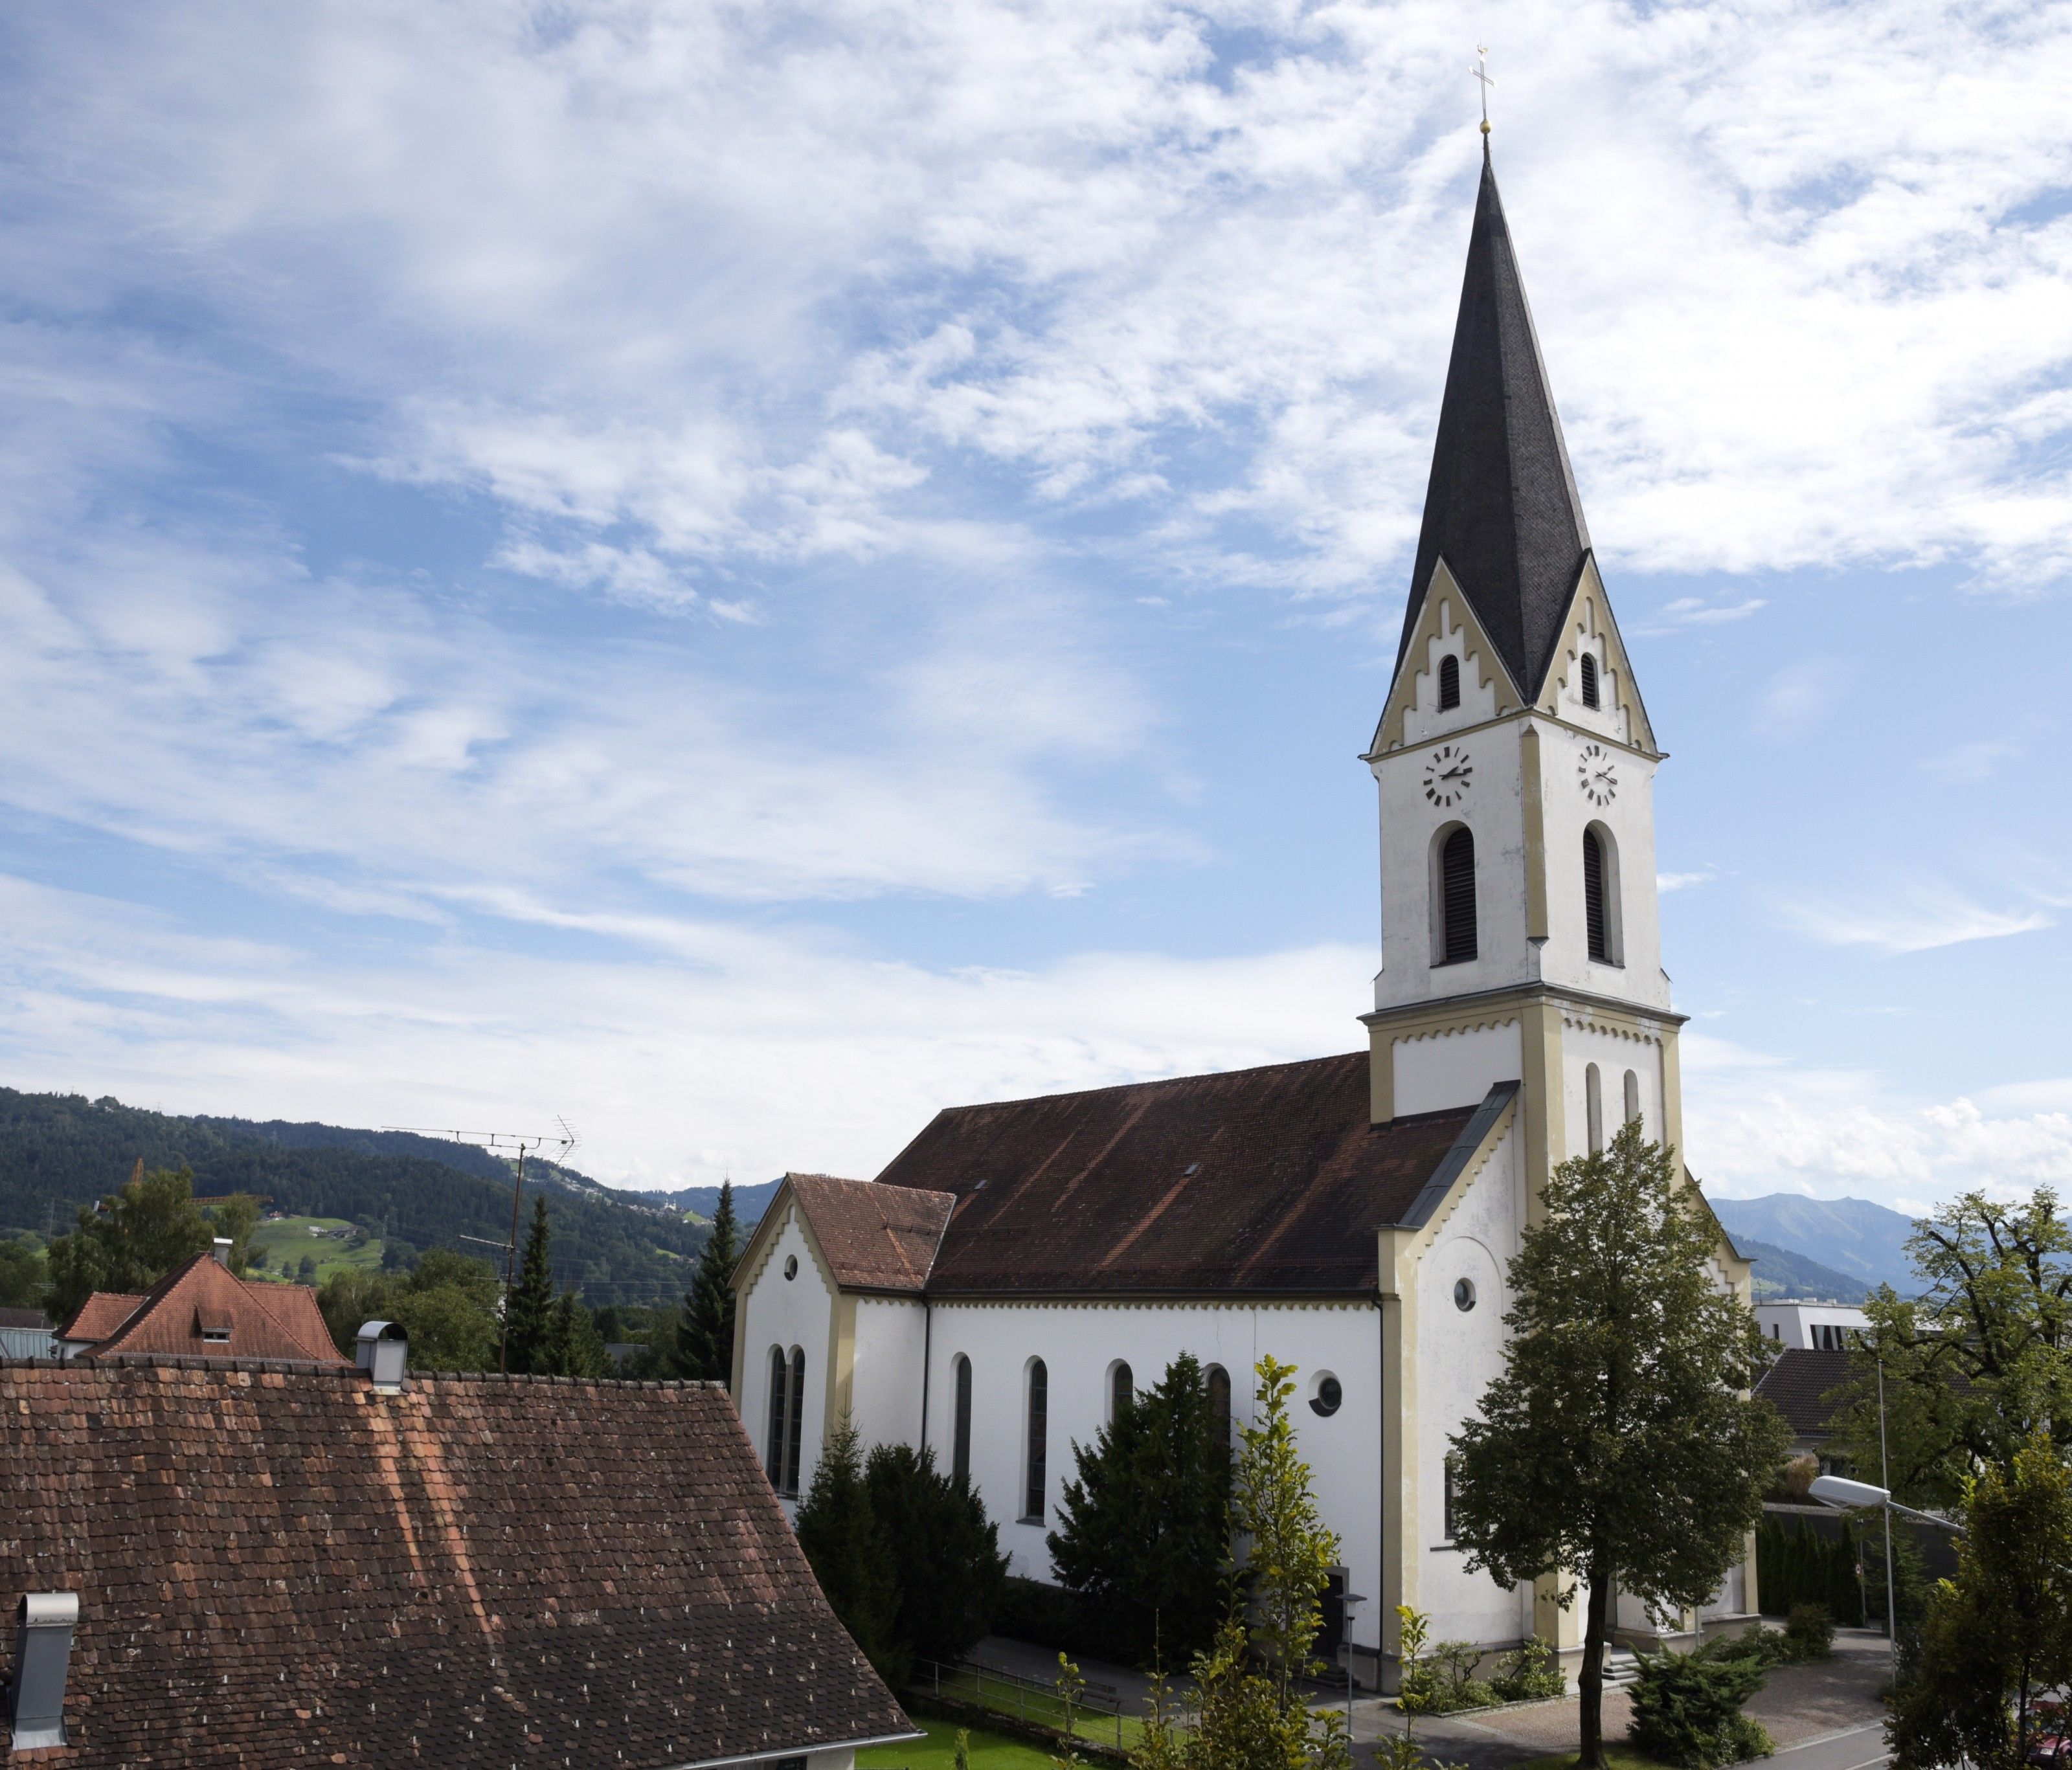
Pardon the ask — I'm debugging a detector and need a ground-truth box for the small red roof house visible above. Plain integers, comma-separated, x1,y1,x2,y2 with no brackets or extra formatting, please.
56,1246,345,1365
1,1356,912,1767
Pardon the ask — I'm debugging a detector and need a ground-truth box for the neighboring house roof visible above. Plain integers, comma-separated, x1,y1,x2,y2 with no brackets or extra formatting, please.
77,1253,348,1365
872,1052,1487,1296
785,1172,953,1294
1397,144,1594,704
0,1361,913,1768
58,1292,146,1345
1755,1347,1858,1440
0,1305,50,1330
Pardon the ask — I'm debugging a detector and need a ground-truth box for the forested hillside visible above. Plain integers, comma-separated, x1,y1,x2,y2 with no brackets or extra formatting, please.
0,1090,707,1308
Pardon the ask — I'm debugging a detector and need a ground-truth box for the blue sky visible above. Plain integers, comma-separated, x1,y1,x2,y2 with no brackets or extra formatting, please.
1,1,2068,1209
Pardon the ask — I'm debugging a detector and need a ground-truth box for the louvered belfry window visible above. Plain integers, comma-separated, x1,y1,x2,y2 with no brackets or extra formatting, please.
1440,827,1477,963
1438,654,1461,711
1580,653,1599,709
1584,828,1610,962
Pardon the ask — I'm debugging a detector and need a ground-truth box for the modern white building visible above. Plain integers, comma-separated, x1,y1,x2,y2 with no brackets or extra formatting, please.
732,142,1757,1691
1755,1301,1869,1352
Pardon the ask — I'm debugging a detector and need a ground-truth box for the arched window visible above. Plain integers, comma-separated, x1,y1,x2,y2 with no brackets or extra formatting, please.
1584,827,1611,963
1439,827,1477,964
1206,1363,1232,1449
1579,652,1599,709
1585,1063,1604,1156
784,1347,806,1496
1623,1070,1641,1129
1109,1360,1133,1423
952,1354,973,1486
1437,654,1460,711
765,1347,789,1488
1023,1360,1048,1521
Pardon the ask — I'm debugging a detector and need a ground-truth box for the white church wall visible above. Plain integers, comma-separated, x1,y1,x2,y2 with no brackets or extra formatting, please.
1560,1020,1664,1162
918,1299,1386,1658
736,1205,836,1510
1413,1120,1535,1646
851,1295,928,1450
1534,721,1669,1009
1393,1020,1523,1116
1399,596,1503,748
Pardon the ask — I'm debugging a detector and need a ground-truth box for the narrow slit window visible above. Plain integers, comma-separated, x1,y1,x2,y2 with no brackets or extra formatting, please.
1623,1069,1641,1128
952,1354,973,1486
1437,654,1460,711
1206,1363,1231,1450
1584,828,1611,962
1441,827,1477,964
784,1347,806,1496
1443,1454,1459,1542
1110,1361,1132,1423
1024,1359,1048,1521
1579,653,1599,709
765,1347,788,1488
1586,1063,1605,1156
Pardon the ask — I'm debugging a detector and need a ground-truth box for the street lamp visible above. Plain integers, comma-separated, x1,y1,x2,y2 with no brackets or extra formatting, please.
1808,1473,1964,1676
1340,1591,1368,1734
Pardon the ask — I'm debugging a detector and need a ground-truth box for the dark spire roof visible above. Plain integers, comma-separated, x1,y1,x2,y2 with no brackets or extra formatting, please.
1397,144,1593,700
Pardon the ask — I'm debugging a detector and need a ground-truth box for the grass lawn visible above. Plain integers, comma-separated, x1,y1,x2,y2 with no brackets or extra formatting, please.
859,1718,1059,1770
913,1665,1154,1752
246,1216,383,1285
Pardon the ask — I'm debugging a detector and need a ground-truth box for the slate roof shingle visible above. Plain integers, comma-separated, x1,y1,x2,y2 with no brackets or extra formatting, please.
785,1173,952,1293
1398,144,1595,704
0,1361,911,1767
872,1051,1484,1295
1755,1347,1858,1439
76,1251,346,1365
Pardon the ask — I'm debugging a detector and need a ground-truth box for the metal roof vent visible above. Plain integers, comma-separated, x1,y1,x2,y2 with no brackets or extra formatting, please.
8,1592,78,1749
212,1237,233,1266
355,1320,408,1391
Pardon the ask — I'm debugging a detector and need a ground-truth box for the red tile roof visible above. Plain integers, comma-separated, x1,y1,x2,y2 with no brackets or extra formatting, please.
58,1292,146,1345
0,1361,911,1767
873,1052,1487,1295
80,1253,348,1365
786,1173,953,1293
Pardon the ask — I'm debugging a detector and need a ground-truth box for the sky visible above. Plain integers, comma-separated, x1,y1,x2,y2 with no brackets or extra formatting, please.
0,1,2068,1215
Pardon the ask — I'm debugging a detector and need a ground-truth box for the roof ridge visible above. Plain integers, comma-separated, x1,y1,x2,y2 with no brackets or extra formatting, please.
910,1049,1368,1120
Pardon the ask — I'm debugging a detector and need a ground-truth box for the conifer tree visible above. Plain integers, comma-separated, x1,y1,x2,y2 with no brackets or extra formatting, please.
866,1441,1008,1663
502,1196,556,1374
1447,1120,1787,1770
677,1180,739,1382
794,1413,904,1683
545,1289,611,1378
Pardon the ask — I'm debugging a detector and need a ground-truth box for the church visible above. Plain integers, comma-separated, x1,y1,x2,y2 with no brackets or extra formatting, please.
728,144,1756,1692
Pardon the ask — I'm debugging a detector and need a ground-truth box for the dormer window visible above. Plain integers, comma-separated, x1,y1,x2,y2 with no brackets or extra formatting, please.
1437,654,1460,711
1579,653,1599,710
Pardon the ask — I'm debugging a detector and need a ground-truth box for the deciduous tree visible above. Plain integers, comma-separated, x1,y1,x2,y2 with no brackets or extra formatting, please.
1447,1121,1787,1770
43,1163,261,1317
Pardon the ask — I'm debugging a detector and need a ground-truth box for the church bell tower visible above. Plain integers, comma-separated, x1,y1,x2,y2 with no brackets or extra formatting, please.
1362,144,1689,1201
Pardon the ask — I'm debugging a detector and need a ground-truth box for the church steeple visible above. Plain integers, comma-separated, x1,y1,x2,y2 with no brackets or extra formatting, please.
1397,146,1593,705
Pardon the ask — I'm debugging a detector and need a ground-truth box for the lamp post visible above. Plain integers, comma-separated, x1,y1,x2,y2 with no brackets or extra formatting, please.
1341,1591,1369,1736
1808,1473,1965,1678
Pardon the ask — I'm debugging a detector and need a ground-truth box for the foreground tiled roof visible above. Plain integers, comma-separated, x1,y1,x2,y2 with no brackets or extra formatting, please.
57,1292,146,1344
82,1252,346,1365
1755,1347,1858,1437
0,1361,910,1767
786,1173,952,1294
873,1052,1483,1295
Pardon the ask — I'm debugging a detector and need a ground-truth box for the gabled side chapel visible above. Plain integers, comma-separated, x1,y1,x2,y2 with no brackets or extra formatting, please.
731,145,1755,1690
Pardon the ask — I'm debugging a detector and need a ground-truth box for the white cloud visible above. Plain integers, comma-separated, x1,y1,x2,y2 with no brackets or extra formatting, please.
1755,658,1845,739
1779,884,2054,955
1632,596,1768,636
1920,738,2022,783
1657,869,1713,894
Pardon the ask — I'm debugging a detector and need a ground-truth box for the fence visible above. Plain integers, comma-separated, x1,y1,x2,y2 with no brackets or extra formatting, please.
911,1656,1178,1754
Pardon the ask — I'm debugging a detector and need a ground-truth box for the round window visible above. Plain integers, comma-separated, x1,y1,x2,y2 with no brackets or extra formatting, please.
1309,1374,1342,1418
784,1255,798,1281
1454,1277,1476,1312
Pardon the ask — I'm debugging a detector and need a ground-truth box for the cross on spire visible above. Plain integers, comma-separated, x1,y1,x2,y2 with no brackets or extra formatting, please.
1471,45,1494,136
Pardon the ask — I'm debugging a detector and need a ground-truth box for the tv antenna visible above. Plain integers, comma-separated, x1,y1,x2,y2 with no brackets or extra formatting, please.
383,1117,580,1372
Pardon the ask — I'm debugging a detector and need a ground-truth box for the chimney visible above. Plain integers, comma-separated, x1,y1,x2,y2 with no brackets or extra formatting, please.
212,1237,233,1267
8,1593,78,1749
355,1320,408,1392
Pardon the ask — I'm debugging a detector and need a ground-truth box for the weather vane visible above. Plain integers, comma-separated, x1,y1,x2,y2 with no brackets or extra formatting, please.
1472,44,1494,136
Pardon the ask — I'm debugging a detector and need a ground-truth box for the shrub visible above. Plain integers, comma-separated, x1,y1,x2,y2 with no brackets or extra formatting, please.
1399,1638,1494,1714
1490,1638,1565,1702
1755,1516,1864,1626
1627,1646,1775,1769
1782,1603,1834,1663
865,1442,1009,1664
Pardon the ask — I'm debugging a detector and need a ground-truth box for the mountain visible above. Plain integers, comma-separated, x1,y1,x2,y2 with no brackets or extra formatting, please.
627,1178,783,1226
0,1089,708,1308
1710,1194,1920,1296
1731,1236,1868,1303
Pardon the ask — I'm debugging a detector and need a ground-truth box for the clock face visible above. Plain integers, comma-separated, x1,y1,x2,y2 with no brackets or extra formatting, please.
1578,742,1618,806
1423,743,1472,808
